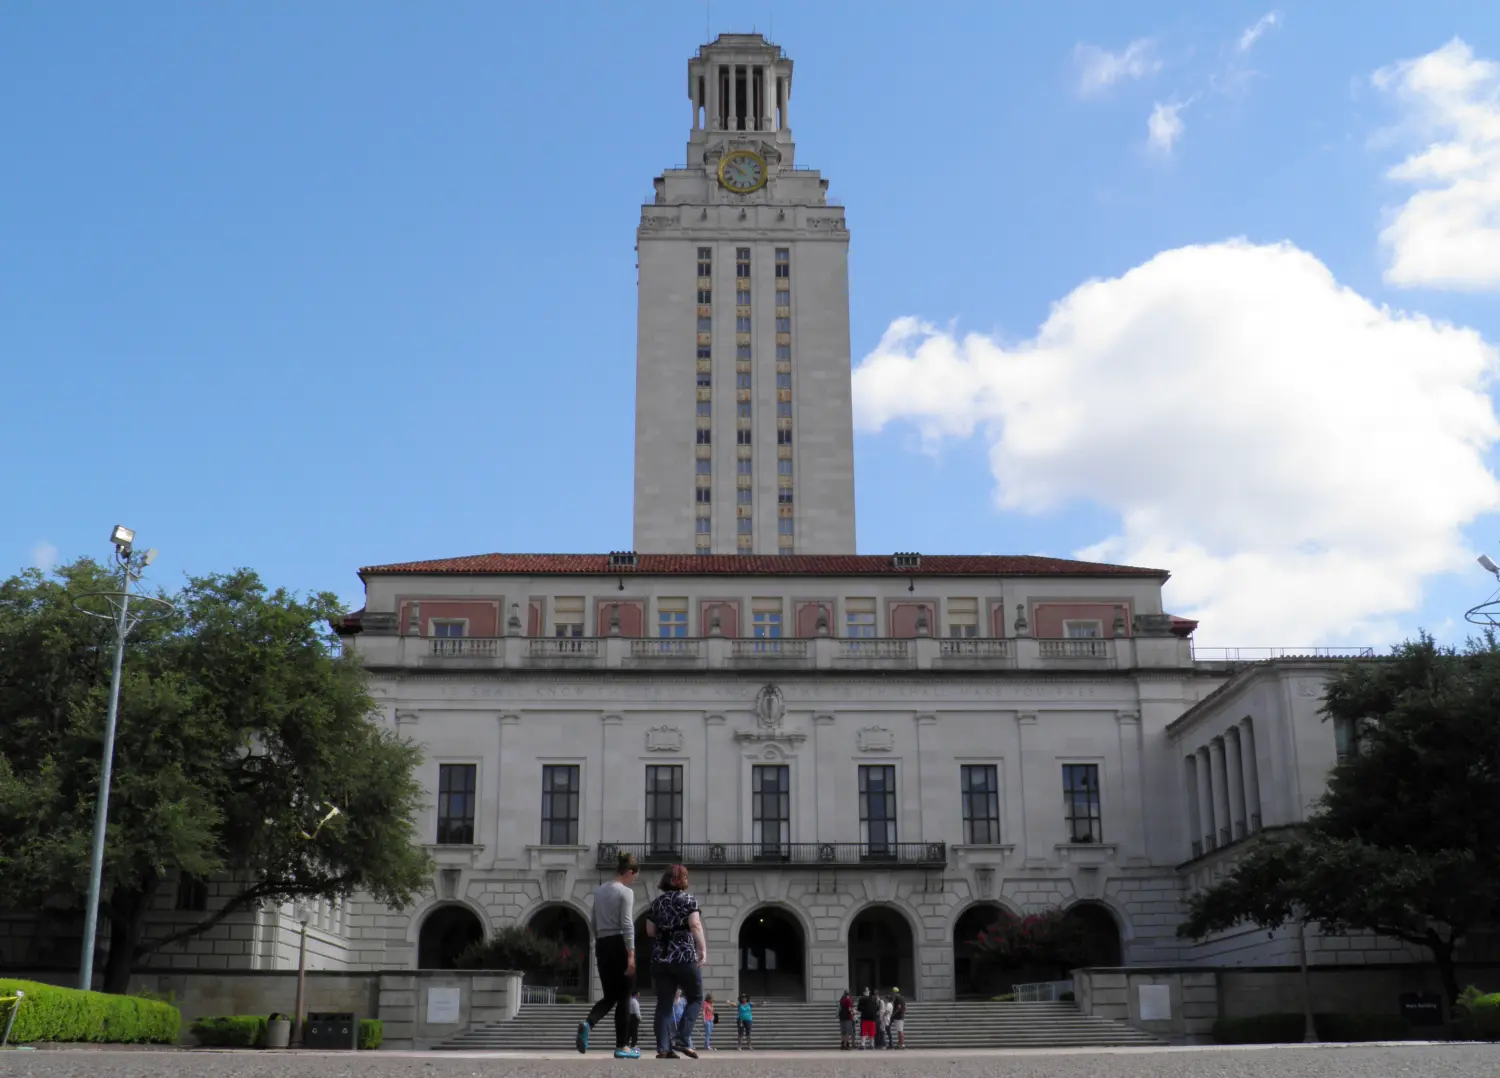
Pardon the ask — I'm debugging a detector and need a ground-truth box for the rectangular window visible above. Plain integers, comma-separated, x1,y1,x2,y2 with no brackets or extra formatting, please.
697,316,712,332
431,620,465,638
775,288,789,306
696,458,711,475
776,345,791,361
696,401,711,417
775,248,790,278
1064,621,1102,639
737,372,752,389
738,402,752,418
697,429,712,444
737,429,752,445
645,765,684,854
1063,764,1102,844
778,518,794,535
777,459,792,475
175,872,209,912
737,459,753,475
776,317,791,333
777,429,792,445
846,599,875,638
737,488,752,504
697,289,713,304
697,345,712,360
736,247,751,277
696,518,711,534
752,602,782,638
948,598,979,638
737,518,752,534
437,763,477,845
554,597,584,638
859,765,897,854
697,249,712,277
540,764,581,845
736,316,752,333
697,371,712,388
960,764,1000,845
736,289,751,305
777,489,793,505
751,764,790,855
695,488,711,503
776,373,791,389
777,402,791,418
737,343,752,360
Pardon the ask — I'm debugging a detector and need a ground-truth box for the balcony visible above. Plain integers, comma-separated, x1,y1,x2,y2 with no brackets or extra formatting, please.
730,638,809,664
1038,639,1110,660
836,639,912,664
936,638,1014,665
596,841,947,870
429,637,499,659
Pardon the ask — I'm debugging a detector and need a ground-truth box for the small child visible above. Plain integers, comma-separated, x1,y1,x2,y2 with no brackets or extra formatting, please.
627,991,641,1050
702,994,716,1051
736,994,753,1050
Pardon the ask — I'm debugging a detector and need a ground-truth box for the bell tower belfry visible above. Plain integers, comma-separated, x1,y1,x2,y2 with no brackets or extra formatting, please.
632,34,856,555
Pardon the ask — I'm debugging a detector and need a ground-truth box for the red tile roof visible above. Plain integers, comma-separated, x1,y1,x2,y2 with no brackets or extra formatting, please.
358,552,1169,579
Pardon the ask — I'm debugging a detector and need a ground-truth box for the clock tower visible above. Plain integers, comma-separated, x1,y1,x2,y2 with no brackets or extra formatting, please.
632,34,856,555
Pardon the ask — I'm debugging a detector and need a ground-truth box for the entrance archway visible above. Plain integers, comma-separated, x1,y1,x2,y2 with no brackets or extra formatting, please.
738,907,806,1000
527,905,591,995
1062,902,1123,967
953,903,1012,999
847,906,915,998
417,905,484,969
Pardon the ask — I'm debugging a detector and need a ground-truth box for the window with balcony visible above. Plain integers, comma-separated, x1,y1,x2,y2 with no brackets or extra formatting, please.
658,600,688,638
859,765,897,855
948,598,979,638
554,597,584,639
645,765,684,855
541,765,581,845
752,604,782,637
752,764,789,855
437,763,477,845
1063,763,1102,844
431,620,466,638
960,764,1000,844
846,600,876,638
1064,620,1102,639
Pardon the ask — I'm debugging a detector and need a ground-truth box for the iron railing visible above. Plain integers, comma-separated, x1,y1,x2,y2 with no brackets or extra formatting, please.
1013,980,1074,1002
1191,646,1376,662
597,841,946,869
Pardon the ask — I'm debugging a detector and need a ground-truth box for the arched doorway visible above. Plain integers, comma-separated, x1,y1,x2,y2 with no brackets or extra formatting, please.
738,907,806,1000
527,905,591,996
953,903,1012,999
417,905,485,969
847,906,915,999
1062,902,1123,968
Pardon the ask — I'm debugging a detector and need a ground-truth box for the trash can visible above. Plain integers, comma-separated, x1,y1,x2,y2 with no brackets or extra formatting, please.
265,1015,291,1049
304,1012,358,1050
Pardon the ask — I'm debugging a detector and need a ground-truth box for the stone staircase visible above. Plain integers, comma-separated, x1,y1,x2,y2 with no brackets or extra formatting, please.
436,1000,1165,1052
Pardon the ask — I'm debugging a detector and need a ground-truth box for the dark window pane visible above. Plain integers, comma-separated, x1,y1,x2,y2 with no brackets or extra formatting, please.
541,765,581,846
437,763,477,845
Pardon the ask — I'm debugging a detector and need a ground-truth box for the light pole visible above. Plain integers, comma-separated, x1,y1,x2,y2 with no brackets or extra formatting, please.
74,527,172,991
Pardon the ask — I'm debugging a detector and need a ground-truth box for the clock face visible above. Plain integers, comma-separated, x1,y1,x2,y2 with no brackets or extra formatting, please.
718,150,767,194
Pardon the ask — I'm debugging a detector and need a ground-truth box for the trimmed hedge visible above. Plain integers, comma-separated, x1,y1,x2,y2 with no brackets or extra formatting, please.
0,979,180,1044
1454,990,1500,1042
190,1015,383,1049
1212,1012,1410,1044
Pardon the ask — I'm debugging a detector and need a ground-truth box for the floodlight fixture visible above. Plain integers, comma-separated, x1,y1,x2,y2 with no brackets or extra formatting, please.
110,525,134,552
1480,554,1500,577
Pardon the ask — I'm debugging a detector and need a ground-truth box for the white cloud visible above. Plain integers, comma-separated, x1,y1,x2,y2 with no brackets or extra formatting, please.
1075,39,1161,96
852,241,1500,646
1374,38,1500,291
31,541,58,572
1147,101,1187,153
1236,12,1281,53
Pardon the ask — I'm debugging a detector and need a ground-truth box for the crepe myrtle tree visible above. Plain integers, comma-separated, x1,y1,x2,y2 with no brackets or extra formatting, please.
1179,634,1500,1005
0,559,433,992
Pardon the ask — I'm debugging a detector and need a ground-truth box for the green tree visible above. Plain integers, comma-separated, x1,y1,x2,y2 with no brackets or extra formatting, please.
0,558,433,993
1179,635,1500,1004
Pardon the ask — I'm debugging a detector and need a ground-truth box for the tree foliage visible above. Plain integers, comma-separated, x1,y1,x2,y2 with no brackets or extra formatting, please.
1179,634,1500,1002
970,908,1090,969
453,925,576,975
0,558,433,992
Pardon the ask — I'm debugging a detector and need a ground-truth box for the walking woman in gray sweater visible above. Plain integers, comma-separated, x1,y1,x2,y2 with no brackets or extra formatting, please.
577,851,641,1057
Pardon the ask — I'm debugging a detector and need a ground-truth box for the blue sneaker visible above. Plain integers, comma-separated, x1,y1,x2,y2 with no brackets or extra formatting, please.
615,1048,641,1059
576,1021,589,1054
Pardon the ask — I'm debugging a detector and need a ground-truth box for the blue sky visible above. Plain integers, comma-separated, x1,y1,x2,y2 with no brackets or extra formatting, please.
3,2,1499,647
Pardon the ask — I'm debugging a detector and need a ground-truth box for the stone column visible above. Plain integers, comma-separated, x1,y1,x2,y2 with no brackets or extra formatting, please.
1240,719,1264,830
1224,728,1247,840
1210,738,1232,850
1195,746,1215,851
763,65,774,130
496,714,520,862
729,62,738,132
1114,711,1145,859
1017,713,1039,861
1183,754,1202,858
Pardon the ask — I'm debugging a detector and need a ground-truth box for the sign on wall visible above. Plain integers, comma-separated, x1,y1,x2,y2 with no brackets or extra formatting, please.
1138,984,1171,1022
427,986,462,1025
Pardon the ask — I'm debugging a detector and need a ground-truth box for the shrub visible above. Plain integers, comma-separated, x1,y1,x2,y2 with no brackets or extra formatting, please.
990,993,1016,1002
454,924,573,974
555,994,576,1005
0,979,180,1044
190,1015,268,1048
1454,987,1500,1042
1212,1013,1410,1045
1058,990,1075,1002
358,1018,383,1050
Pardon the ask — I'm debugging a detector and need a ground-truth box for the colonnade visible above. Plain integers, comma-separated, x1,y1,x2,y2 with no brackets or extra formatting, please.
1183,718,1263,857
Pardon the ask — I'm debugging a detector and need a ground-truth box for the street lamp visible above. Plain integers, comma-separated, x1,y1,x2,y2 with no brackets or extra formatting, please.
73,527,173,991
1466,553,1500,627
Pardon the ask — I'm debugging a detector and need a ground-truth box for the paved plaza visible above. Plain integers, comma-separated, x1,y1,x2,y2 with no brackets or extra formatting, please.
6,1044,1499,1078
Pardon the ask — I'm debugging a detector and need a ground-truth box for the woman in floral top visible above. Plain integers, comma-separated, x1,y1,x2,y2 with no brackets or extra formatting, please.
644,863,708,1059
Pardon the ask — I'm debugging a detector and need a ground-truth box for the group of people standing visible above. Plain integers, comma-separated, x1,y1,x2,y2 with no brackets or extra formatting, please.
577,852,754,1060
839,986,906,1050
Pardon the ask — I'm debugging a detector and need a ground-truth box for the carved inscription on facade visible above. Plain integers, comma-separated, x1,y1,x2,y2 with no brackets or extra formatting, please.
856,726,895,752
645,725,684,752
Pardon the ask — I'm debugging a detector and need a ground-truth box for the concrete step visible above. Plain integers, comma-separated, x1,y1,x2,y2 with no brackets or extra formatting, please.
435,1001,1165,1051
